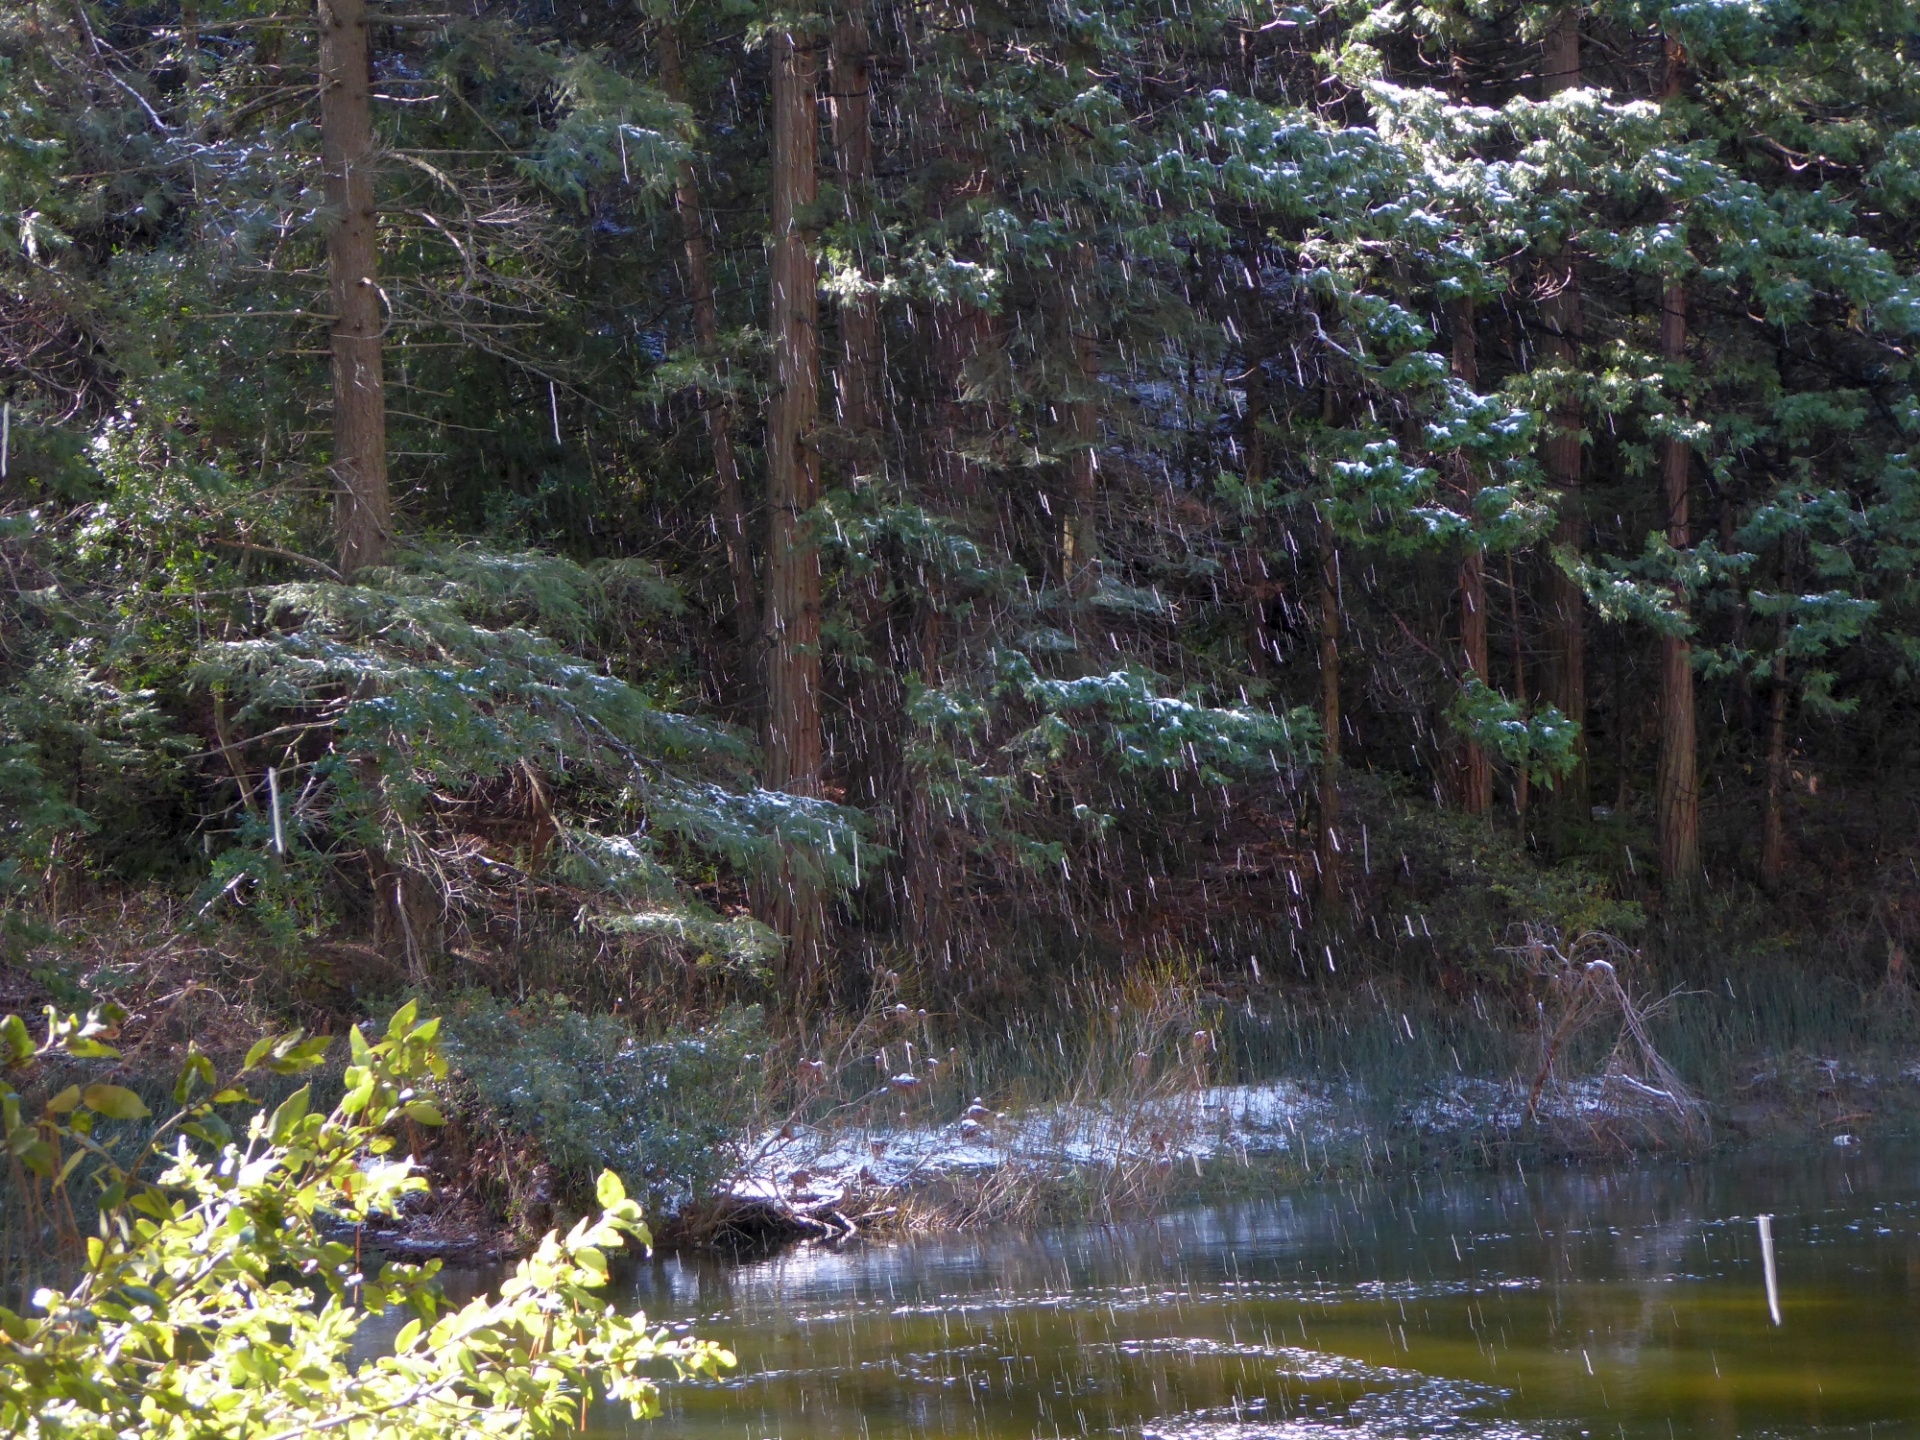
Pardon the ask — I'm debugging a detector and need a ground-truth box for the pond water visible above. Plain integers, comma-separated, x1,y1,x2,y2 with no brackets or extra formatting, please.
585,1142,1920,1439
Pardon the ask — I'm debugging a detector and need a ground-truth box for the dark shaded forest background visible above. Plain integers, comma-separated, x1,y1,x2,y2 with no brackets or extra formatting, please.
4,0,1920,1037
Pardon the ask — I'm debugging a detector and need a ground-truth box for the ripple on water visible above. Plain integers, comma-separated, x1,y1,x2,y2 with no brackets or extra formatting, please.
1143,1360,1533,1440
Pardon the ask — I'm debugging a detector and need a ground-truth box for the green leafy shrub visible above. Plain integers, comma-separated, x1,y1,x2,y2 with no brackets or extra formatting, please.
186,549,864,948
441,994,765,1215
0,1002,733,1438
1348,773,1644,975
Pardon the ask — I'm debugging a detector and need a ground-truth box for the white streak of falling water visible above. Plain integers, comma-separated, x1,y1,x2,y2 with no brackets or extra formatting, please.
1758,1212,1782,1325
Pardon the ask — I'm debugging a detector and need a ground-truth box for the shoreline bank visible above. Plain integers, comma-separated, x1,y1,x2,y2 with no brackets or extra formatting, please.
355,1045,1920,1262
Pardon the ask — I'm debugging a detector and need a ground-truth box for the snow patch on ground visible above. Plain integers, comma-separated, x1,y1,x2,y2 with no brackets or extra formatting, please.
1401,1072,1703,1141
729,1070,1710,1210
731,1080,1347,1206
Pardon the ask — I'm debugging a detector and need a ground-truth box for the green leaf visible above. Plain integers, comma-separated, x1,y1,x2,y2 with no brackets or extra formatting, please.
243,1035,276,1070
44,1085,81,1115
116,1284,166,1314
0,1014,31,1065
349,1025,373,1065
387,1000,420,1040
268,1035,333,1075
268,1086,312,1144
81,1085,151,1122
596,1170,627,1209
183,1116,234,1146
340,1076,376,1117
173,1051,216,1105
402,1099,445,1127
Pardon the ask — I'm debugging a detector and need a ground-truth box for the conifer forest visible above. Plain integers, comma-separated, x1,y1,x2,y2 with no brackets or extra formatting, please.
7,0,1920,1211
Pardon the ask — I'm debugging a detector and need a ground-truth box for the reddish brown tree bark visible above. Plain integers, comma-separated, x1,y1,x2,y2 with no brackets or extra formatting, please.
1760,640,1790,890
759,27,827,995
1656,33,1701,892
1507,552,1530,817
1241,353,1278,677
828,0,906,953
1317,508,1342,909
1540,7,1587,813
319,0,389,576
828,0,881,451
1452,299,1492,815
1062,243,1101,594
1655,278,1701,890
658,21,756,641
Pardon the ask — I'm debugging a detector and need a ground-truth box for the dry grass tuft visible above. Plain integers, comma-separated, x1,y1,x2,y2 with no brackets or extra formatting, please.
1510,927,1708,1150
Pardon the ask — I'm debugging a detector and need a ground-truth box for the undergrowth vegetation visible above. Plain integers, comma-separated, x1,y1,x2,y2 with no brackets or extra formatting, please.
0,1002,734,1435
439,995,765,1218
7,893,1919,1254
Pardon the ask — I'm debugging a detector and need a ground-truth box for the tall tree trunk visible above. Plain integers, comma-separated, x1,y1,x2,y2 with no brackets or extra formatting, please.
829,0,900,948
1452,299,1492,815
760,27,826,997
319,0,389,576
658,21,755,642
1656,34,1701,893
1540,7,1587,813
1062,243,1101,594
1242,351,1277,677
321,0,439,965
898,2,1000,964
1317,508,1342,909
1507,551,1530,817
1760,642,1790,890
828,1,880,451
1655,278,1701,890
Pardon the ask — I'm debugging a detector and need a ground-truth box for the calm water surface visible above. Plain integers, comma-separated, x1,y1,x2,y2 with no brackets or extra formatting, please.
583,1144,1920,1439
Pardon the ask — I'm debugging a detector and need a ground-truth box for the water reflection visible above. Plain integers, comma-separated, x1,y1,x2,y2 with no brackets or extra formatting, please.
585,1143,1920,1439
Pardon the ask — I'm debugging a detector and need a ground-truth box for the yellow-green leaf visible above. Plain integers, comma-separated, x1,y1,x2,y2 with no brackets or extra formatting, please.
82,1085,150,1122
268,1085,311,1143
402,1099,444,1126
387,1000,419,1040
0,1014,32,1064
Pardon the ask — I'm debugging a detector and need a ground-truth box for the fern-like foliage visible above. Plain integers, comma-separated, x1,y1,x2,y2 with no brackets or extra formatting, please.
181,546,866,965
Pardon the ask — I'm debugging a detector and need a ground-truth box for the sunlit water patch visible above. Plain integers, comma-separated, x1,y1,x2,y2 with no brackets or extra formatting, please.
459,1142,1920,1439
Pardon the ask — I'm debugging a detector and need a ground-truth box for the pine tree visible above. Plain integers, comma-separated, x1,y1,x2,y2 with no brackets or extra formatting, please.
1540,5,1589,816
1452,298,1492,815
759,16,828,997
318,0,389,576
658,14,756,644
